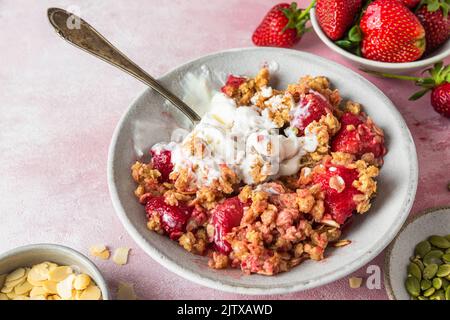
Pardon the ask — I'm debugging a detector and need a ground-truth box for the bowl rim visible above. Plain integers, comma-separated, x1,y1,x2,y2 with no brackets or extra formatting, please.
0,243,111,300
384,205,450,300
107,46,418,295
310,8,450,70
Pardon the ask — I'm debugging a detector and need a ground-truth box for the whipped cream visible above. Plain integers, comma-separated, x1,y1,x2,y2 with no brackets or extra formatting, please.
152,89,318,186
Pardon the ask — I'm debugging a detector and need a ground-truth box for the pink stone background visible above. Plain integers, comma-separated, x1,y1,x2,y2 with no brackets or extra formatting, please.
0,0,449,300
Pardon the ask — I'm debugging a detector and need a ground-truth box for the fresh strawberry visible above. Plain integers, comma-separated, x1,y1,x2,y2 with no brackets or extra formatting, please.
145,196,193,240
316,0,363,41
150,148,173,182
220,75,246,96
360,0,426,62
416,0,450,54
400,0,421,9
331,112,386,160
364,62,450,118
313,164,361,224
212,197,245,254
252,2,315,48
291,91,334,135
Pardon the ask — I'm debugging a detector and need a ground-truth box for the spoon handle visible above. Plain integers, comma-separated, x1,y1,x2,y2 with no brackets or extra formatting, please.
47,7,200,123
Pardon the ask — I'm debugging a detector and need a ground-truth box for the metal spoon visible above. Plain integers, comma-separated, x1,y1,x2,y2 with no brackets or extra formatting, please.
47,7,201,123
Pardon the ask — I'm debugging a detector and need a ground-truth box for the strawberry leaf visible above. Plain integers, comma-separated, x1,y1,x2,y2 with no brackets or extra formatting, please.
409,88,431,100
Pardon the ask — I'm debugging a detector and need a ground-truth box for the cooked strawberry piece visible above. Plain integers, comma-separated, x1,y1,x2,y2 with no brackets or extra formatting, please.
150,149,173,182
291,92,333,135
331,112,386,160
220,75,246,96
145,196,193,240
212,196,245,254
313,165,361,224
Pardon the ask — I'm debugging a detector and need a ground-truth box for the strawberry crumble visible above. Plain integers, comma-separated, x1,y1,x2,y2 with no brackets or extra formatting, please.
131,68,386,276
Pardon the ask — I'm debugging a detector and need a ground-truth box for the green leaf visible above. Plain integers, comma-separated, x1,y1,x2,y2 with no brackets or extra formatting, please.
427,0,440,11
409,88,430,101
348,25,362,42
335,40,353,49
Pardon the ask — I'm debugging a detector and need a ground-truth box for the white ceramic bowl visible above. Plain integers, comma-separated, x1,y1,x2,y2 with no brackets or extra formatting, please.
310,8,450,74
385,206,450,300
0,244,110,300
107,47,418,295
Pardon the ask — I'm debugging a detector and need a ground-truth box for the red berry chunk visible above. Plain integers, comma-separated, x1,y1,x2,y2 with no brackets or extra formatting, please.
220,75,246,96
331,112,386,159
212,196,245,254
150,149,173,182
145,196,193,240
313,165,361,224
292,92,333,135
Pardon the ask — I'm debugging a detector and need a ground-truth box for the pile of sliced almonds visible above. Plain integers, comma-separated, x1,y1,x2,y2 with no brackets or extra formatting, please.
0,262,102,300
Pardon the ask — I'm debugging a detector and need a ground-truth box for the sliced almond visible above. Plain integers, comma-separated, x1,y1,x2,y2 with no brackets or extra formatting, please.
0,293,8,300
0,274,6,288
5,276,26,288
0,285,13,293
29,285,48,298
14,280,33,295
78,285,101,300
42,280,58,294
112,247,130,265
349,277,363,289
6,291,19,299
73,274,91,291
29,295,46,300
28,263,50,282
89,245,110,260
48,266,72,282
116,282,138,300
56,274,75,300
5,268,25,282
13,295,30,300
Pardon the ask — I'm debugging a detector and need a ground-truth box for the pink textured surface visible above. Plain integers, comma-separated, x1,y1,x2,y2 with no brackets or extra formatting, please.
0,0,449,300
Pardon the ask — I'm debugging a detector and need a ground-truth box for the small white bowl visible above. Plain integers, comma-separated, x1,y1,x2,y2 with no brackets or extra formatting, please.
310,8,450,74
0,244,110,300
384,206,450,300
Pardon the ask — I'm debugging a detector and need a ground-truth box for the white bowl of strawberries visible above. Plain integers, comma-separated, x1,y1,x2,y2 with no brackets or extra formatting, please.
310,0,450,73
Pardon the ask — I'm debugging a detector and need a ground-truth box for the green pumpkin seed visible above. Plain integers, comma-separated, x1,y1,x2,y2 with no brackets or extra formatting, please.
417,296,428,300
430,289,445,300
433,277,442,289
423,287,435,297
442,253,450,263
423,264,438,279
445,234,450,242
446,286,450,300
415,240,432,257
429,235,450,249
407,262,422,280
421,279,432,290
405,277,420,297
436,264,450,277
423,250,444,266
442,278,449,290
412,257,425,271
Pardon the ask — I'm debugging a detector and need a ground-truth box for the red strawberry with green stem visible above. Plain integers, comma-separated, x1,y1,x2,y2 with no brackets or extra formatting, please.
359,0,426,62
315,0,363,41
364,62,450,118
415,0,450,54
252,1,316,48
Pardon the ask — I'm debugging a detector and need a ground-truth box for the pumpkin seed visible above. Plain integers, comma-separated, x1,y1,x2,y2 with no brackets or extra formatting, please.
445,234,450,242
446,286,450,300
430,289,445,300
423,264,438,279
442,278,449,290
412,257,425,271
442,253,450,263
405,277,420,297
407,262,422,280
417,296,428,300
429,235,450,249
432,277,442,289
421,279,432,290
436,264,450,277
423,287,435,297
423,250,444,266
415,240,431,257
